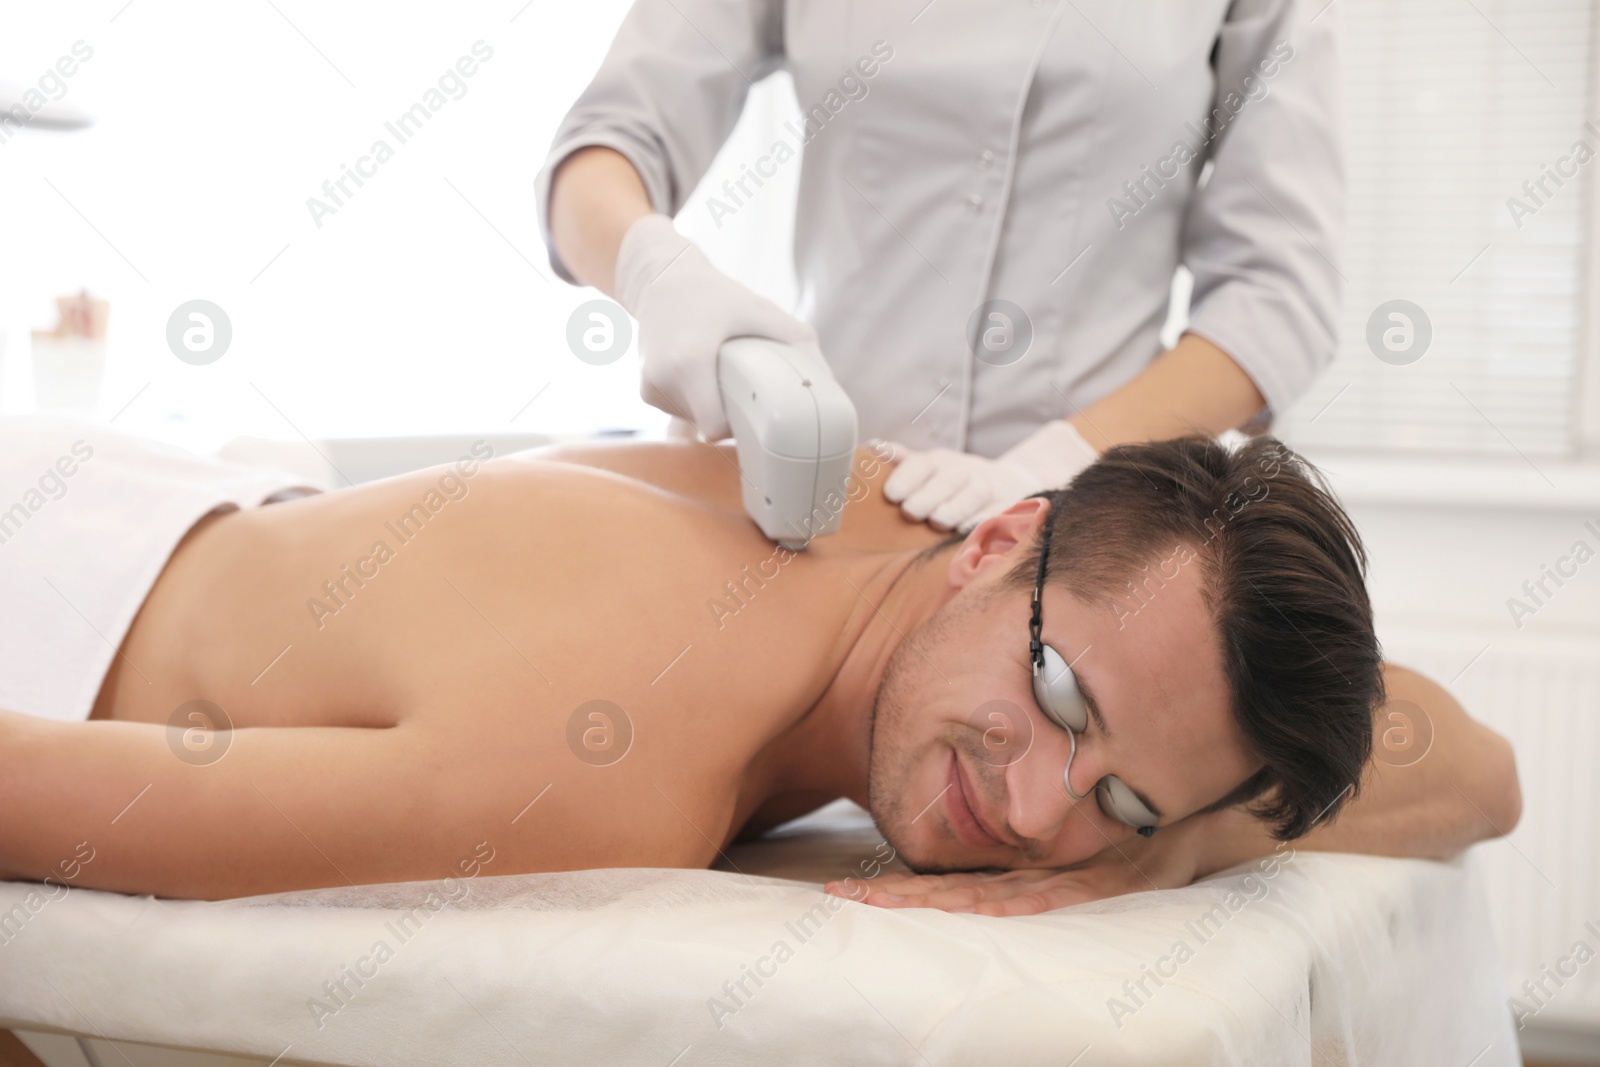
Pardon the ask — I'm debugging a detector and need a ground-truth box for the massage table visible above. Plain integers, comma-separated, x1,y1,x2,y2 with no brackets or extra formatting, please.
0,799,1516,1066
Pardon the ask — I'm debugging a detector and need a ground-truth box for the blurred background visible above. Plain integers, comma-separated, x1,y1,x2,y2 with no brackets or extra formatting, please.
1,0,1596,1060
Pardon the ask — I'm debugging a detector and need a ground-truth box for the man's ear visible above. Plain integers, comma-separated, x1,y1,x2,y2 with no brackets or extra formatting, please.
946,498,1051,590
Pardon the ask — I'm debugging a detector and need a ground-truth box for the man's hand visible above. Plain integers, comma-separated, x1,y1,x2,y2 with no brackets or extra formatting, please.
614,214,817,441
880,420,1099,532
823,827,1200,916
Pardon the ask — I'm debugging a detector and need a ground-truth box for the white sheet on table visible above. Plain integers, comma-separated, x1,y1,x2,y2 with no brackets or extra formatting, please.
0,800,1516,1066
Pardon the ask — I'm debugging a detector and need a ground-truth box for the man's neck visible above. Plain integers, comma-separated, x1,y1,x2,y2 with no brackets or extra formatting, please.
756,541,957,812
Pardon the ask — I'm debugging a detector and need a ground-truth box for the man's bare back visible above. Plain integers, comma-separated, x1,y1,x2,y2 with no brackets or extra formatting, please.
7,441,932,898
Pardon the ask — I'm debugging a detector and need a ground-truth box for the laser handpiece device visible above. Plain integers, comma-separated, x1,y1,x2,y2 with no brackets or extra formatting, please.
717,337,858,550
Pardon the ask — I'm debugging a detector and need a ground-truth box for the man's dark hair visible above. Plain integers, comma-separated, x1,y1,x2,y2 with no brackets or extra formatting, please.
1003,434,1383,840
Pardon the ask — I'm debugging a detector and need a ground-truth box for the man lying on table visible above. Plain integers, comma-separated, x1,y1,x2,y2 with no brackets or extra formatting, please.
0,426,1519,910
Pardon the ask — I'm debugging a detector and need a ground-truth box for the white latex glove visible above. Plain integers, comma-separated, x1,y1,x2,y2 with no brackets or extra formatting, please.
880,421,1100,533
613,214,817,441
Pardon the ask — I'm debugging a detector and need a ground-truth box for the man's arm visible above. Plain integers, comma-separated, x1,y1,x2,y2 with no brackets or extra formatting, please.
833,663,1521,915
1177,664,1520,876
0,709,448,899
0,706,723,901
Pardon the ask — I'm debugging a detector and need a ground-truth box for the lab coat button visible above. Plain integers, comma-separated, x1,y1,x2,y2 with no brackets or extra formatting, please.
967,193,984,211
979,150,995,168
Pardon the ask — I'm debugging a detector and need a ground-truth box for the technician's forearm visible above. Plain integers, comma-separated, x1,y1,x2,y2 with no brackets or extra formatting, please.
1066,333,1267,451
548,145,654,296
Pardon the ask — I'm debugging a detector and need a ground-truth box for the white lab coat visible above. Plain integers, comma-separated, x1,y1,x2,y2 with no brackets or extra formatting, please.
536,0,1342,457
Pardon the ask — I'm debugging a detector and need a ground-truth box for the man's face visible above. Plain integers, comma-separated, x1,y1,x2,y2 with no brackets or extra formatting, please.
866,528,1260,874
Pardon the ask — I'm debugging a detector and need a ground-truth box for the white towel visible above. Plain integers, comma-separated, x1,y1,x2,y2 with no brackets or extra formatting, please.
0,417,318,722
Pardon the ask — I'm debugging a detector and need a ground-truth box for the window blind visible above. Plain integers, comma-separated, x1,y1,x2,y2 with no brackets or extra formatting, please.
1277,0,1595,459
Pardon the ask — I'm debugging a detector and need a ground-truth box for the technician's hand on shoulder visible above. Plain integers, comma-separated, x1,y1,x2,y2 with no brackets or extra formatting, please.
881,420,1099,532
613,214,816,443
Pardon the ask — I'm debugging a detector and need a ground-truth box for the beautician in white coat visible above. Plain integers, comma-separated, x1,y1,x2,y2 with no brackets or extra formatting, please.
538,0,1340,532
